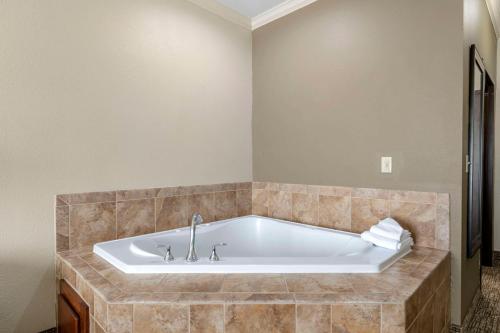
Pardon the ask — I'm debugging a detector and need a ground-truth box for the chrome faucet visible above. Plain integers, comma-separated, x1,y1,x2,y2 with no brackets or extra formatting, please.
185,213,203,262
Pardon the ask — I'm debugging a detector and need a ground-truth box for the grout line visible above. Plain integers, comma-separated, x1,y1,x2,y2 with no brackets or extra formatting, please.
188,304,191,333
115,201,118,240
295,303,298,331
330,304,333,333
379,304,382,333
68,206,72,250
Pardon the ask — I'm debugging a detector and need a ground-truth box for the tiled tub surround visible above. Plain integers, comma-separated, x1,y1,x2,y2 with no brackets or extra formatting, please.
55,182,253,252
56,247,450,333
55,182,451,332
56,182,449,253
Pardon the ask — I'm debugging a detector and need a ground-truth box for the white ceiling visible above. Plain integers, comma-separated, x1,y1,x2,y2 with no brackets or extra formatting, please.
215,0,289,17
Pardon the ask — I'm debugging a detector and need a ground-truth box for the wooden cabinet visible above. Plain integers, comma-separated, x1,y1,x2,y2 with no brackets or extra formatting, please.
58,280,89,333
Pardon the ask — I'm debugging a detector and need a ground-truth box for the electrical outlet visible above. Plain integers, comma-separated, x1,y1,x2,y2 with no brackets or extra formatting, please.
381,157,392,173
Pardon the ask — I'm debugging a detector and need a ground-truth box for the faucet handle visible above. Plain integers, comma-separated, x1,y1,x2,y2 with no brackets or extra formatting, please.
157,244,174,262
209,243,227,262
191,213,203,225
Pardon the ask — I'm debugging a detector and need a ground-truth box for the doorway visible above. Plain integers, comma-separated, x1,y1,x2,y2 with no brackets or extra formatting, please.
466,45,495,266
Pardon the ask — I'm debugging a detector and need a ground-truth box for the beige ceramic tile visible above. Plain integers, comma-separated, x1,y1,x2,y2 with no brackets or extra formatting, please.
236,182,252,191
94,292,107,329
221,274,287,293
214,191,237,220
94,320,105,333
381,304,405,333
107,304,133,333
284,274,353,293
81,253,115,273
352,188,390,199
391,190,436,204
76,275,94,314
225,304,295,333
331,304,381,333
190,304,224,333
188,193,215,222
414,294,435,333
224,293,295,304
292,193,318,225
56,195,68,206
160,274,224,292
155,196,188,231
296,304,331,333
62,261,76,287
318,186,352,197
62,191,116,205
133,304,189,333
436,193,449,206
252,182,268,190
236,190,252,216
435,204,450,250
100,268,165,292
116,188,159,201
117,199,155,238
212,183,237,192
349,274,418,296
351,197,389,233
156,186,182,198
266,182,280,191
268,191,293,220
433,278,450,333
69,202,116,249
390,201,436,248
279,183,308,193
318,195,351,230
56,205,69,252
252,189,268,216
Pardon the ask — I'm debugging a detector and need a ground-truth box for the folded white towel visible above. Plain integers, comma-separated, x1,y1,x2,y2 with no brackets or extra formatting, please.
370,224,411,241
361,231,413,250
399,237,414,250
378,218,404,233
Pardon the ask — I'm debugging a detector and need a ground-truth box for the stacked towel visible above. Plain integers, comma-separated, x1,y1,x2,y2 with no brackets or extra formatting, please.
361,218,413,251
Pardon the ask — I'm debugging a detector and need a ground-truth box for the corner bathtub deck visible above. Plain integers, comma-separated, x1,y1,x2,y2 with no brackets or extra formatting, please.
56,246,450,333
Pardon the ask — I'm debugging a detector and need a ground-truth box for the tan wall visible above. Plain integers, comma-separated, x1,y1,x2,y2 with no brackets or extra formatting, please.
0,0,252,331
253,0,465,324
463,0,498,322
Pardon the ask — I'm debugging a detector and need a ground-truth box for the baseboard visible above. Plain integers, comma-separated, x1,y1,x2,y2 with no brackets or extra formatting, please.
494,251,500,267
38,328,56,333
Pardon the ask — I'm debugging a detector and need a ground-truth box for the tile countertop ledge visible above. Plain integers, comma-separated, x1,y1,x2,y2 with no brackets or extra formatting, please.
56,246,449,304
56,246,451,332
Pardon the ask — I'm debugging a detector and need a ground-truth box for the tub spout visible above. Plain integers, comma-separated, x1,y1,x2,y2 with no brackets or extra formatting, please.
185,213,203,262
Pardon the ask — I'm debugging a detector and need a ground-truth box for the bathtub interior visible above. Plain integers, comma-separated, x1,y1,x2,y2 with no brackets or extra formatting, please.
94,216,411,273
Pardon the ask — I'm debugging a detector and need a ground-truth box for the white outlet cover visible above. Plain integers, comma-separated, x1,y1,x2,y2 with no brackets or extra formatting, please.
381,157,392,174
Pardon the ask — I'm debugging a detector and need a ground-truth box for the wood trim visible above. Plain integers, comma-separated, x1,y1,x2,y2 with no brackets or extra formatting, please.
58,295,80,333
59,280,90,333
251,0,319,30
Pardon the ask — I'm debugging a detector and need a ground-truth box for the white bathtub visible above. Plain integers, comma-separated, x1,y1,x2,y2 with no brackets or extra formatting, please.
93,216,410,274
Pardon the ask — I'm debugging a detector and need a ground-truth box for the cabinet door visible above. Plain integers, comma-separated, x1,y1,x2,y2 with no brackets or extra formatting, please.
58,280,90,333
58,295,80,333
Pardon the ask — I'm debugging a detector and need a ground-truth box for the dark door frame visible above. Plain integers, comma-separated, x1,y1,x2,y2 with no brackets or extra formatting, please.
466,44,495,265
481,72,495,267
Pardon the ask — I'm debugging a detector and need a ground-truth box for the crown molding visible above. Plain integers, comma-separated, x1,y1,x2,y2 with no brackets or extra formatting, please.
187,0,252,30
251,0,318,30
